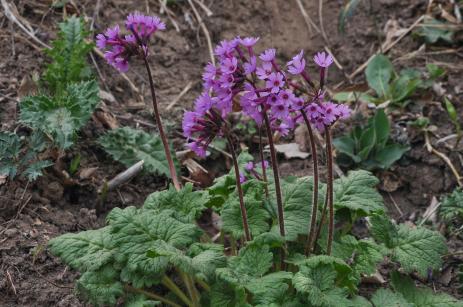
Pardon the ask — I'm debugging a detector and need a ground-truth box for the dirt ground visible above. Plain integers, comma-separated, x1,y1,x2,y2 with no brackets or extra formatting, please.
0,0,462,306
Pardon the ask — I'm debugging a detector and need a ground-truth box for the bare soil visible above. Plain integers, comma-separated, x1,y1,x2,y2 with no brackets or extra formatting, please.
1,0,462,306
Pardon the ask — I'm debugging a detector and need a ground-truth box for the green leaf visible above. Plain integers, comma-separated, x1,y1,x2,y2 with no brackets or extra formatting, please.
24,160,53,181
210,281,249,307
338,0,361,33
99,127,177,177
48,226,115,271
373,109,389,146
245,271,293,305
332,235,385,283
333,136,361,163
332,91,375,103
373,144,409,169
76,265,123,307
333,170,384,215
358,127,376,160
390,75,421,105
370,288,413,307
393,224,447,277
414,17,454,44
20,81,99,149
44,16,93,93
391,272,463,307
292,263,351,307
444,97,458,123
269,176,325,241
439,188,463,223
107,206,201,287
221,180,270,239
125,294,160,307
365,54,394,97
369,214,399,249
426,64,445,80
144,183,208,223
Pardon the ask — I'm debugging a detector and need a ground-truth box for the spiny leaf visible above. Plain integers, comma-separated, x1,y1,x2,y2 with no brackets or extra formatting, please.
144,183,208,223
76,265,123,307
99,127,178,177
24,160,53,181
44,16,93,93
48,226,115,271
334,170,384,215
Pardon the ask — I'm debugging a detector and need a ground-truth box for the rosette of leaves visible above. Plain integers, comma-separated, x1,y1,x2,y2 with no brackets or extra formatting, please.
333,109,409,170
99,127,179,177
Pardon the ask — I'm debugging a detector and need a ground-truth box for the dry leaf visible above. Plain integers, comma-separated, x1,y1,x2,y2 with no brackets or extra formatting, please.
17,75,38,99
273,143,310,159
79,167,98,180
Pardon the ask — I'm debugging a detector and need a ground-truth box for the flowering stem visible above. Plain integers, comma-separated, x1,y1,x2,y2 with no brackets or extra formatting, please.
258,126,269,198
325,127,334,255
143,56,181,191
263,112,285,238
226,135,252,242
301,111,319,256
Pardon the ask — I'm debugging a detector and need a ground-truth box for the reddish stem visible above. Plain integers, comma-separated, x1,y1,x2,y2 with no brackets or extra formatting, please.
143,57,181,191
325,127,334,255
301,111,319,256
258,126,269,198
227,135,252,242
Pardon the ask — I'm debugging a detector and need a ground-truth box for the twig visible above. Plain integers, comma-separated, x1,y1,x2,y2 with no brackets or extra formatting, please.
425,131,462,187
157,0,181,32
6,270,17,295
187,0,215,65
193,0,213,16
318,0,329,43
166,81,194,110
346,15,425,81
98,160,144,193
387,192,404,216
295,0,321,34
1,0,51,49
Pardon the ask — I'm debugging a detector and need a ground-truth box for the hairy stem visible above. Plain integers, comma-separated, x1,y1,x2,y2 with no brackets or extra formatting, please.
178,269,199,307
313,186,329,251
226,135,252,242
258,126,269,198
263,112,285,238
301,111,319,256
162,275,193,307
124,284,182,307
325,127,334,255
195,277,210,292
143,57,181,191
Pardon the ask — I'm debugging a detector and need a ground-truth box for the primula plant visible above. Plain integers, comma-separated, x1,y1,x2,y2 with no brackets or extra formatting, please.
48,13,462,307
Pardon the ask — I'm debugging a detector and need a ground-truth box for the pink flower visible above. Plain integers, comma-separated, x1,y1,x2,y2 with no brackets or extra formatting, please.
220,57,238,74
287,50,306,75
266,72,285,93
243,56,257,74
313,51,333,68
256,62,274,80
240,37,259,47
188,141,207,157
259,48,276,62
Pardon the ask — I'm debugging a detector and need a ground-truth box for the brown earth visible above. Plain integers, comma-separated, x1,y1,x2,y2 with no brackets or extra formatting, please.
0,0,462,305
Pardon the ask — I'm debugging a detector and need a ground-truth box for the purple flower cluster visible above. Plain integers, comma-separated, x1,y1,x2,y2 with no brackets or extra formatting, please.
183,37,351,156
96,12,165,72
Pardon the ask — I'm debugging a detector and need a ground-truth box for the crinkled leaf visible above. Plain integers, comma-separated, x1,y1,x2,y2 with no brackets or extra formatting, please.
106,206,201,287
439,188,463,223
292,264,351,307
391,272,463,307
48,226,114,271
369,213,399,248
210,281,249,307
99,127,178,177
332,235,384,283
76,265,123,307
334,170,384,215
125,294,160,307
393,224,447,277
144,183,208,223
371,288,412,307
245,271,293,305
221,180,270,239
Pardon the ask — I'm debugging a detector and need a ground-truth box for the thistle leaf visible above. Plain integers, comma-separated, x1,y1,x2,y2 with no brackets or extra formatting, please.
99,127,177,177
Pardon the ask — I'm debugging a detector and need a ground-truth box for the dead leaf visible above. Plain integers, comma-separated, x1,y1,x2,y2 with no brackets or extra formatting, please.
183,158,213,187
95,109,119,129
17,75,38,99
79,167,98,180
295,125,309,152
361,271,386,284
437,266,454,286
382,19,407,49
379,172,401,192
99,90,116,104
421,196,440,225
273,143,310,159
